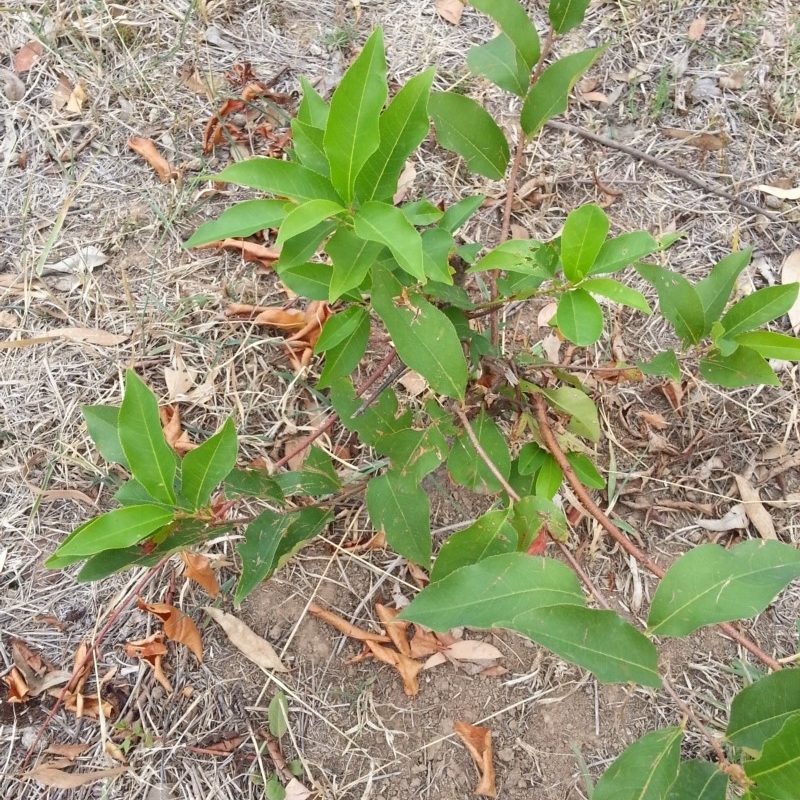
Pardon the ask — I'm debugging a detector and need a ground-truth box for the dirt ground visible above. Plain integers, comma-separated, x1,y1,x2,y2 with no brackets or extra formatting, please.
2,0,800,798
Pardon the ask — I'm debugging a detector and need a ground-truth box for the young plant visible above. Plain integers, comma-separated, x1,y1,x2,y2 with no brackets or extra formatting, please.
49,0,800,796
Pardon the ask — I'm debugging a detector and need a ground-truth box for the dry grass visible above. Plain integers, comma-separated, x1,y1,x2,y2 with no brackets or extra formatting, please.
2,0,800,798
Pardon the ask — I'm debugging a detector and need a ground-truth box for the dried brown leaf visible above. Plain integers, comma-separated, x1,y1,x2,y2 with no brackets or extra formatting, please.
454,721,497,797
2,667,31,703
45,743,91,759
410,628,444,659
445,640,503,662
199,238,280,263
181,551,219,598
2,67,26,101
734,475,777,540
127,137,177,183
203,607,288,672
51,327,129,346
755,185,800,201
65,82,87,114
365,640,422,697
124,632,173,694
23,763,128,788
662,127,727,151
375,603,411,657
719,71,745,90
696,504,747,533
637,411,669,430
138,599,203,663
780,250,800,334
308,602,391,643
14,40,43,73
687,15,707,41
435,0,464,25
159,404,197,455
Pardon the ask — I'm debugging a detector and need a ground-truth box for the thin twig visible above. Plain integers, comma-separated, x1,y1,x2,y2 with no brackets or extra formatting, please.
530,392,782,672
545,119,800,241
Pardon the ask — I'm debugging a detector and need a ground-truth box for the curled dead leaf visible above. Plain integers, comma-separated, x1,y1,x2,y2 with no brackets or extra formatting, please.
138,599,204,663
696,504,747,533
454,721,497,798
375,603,411,657
128,137,177,183
435,0,464,26
687,15,707,41
203,607,288,672
734,475,777,540
308,602,391,644
124,632,173,694
1,67,25,101
365,640,422,697
22,763,128,789
160,404,197,455
1,667,31,702
14,40,44,73
181,551,219,598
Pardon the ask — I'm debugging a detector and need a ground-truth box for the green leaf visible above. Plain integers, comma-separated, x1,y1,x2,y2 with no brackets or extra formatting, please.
83,405,128,467
471,0,540,69
375,426,449,482
535,453,563,499
440,196,485,234
273,507,332,572
695,249,752,329
210,159,342,204
316,307,370,388
371,264,467,398
521,47,606,137
665,761,727,800
291,119,330,176
235,509,294,606
367,471,431,565
745,715,800,800
325,226,382,301
548,0,592,33
50,505,175,559
276,220,336,270
510,494,569,549
561,204,609,282
518,442,548,475
699,347,780,388
468,34,530,97
297,77,329,127
637,351,680,381
510,606,662,686
555,289,604,346
727,670,800,750
279,262,334,301
268,692,289,739
118,370,176,505
635,263,706,345
314,305,366,352
587,231,660,275
276,199,345,246
431,509,517,582
180,418,237,510
354,68,435,202
398,552,585,630
324,28,388,201
593,727,683,799
354,201,425,282
469,239,556,276
720,283,800,338
647,541,800,637
331,377,410,445
735,331,800,360
223,468,284,504
272,447,342,497
402,199,444,227
114,478,159,507
184,199,288,249
429,91,510,180
540,386,600,442
421,227,455,284
448,410,511,493
582,278,652,315
566,452,605,489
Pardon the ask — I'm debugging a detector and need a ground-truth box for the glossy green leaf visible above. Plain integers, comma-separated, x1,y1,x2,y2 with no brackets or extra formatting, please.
440,196,485,233
367,471,431,565
699,347,780,388
637,351,680,381
375,426,449,482
556,289,604,345
548,0,592,33
118,370,176,505
279,262,334,301
511,606,661,686
593,727,683,799
316,307,370,388
535,453,563,499
745,715,800,800
518,442,548,475
635,263,706,345
234,509,295,606
355,68,435,201
647,541,800,637
566,452,605,489
720,283,800,338
469,239,555,276
371,264,467,398
421,227,455,284
184,199,288,248
268,692,289,739
273,507,332,573
587,231,659,275
582,278,652,315
511,494,569,549
272,447,342,497
331,377,410,446
468,33,529,97
561,204,609,282
276,199,345,245
431,509,517,582
727,670,800,750
277,221,336,270
429,91,510,179
665,760,727,800
223,468,284,504
291,119,330,176
83,405,128,467
180,418,237,510
471,0,540,69
521,47,606,136
695,249,752,328
402,199,444,227
448,410,511,493
114,478,159,507
315,306,366,352
354,201,425,282
296,77,329,127
735,331,800,360
210,159,342,204
540,386,600,442
398,552,585,630
324,28,387,200
51,505,174,558
325,226,382,301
